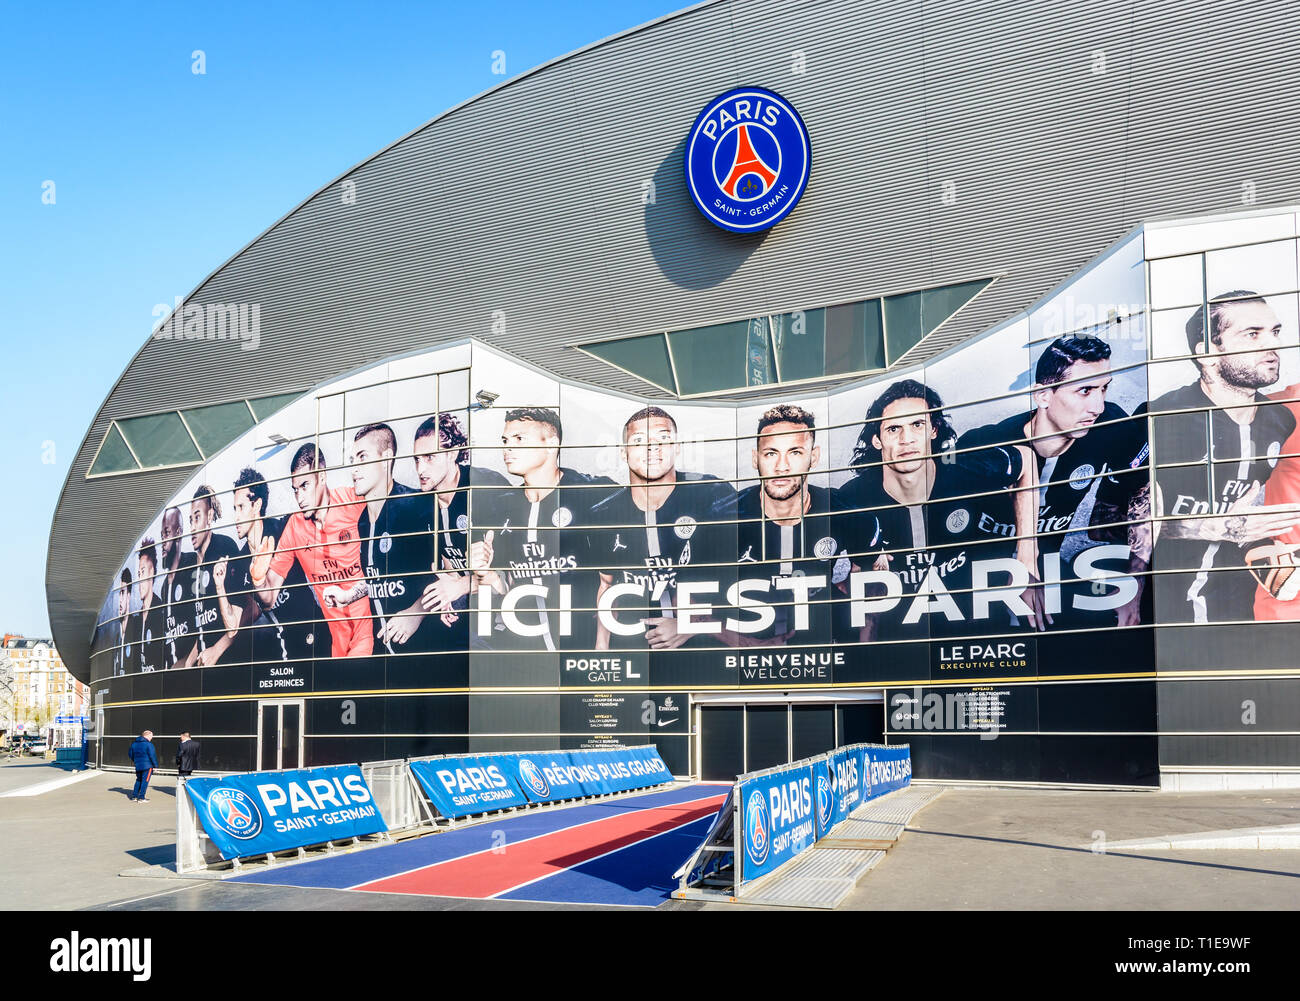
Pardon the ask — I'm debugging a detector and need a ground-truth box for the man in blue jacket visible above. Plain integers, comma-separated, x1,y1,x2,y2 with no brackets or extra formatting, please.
128,730,159,803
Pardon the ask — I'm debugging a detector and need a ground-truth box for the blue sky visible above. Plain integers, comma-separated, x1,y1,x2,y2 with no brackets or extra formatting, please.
0,0,687,639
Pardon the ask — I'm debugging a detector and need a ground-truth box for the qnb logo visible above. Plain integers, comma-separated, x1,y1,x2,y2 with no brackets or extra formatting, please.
744,789,770,867
207,787,264,840
685,87,811,233
518,758,550,798
50,933,151,982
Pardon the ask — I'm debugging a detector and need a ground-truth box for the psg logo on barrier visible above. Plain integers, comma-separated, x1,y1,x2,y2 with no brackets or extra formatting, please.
684,87,811,233
206,787,263,840
518,758,550,798
815,765,834,830
744,789,770,866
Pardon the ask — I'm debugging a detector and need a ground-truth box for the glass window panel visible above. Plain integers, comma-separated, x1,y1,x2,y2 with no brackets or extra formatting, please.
583,334,676,394
883,290,925,363
772,307,826,382
248,392,304,422
826,299,884,375
116,412,200,467
668,321,754,395
920,279,994,337
89,424,139,476
180,401,255,457
744,316,775,388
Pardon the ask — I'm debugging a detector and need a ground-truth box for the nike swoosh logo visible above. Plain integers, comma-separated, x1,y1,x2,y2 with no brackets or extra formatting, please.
657,718,678,727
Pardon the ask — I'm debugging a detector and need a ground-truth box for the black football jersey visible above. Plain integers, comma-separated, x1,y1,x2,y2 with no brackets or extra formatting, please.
1141,381,1296,623
160,552,198,668
586,473,737,649
838,453,1023,640
957,402,1149,561
358,481,436,654
130,599,168,674
227,516,326,663
733,483,874,644
190,533,242,662
470,467,614,651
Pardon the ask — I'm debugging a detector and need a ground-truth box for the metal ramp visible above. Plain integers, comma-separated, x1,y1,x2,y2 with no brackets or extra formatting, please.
734,784,944,909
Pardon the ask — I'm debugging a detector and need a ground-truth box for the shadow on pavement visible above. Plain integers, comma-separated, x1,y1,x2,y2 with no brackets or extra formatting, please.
126,844,177,867
906,827,1300,880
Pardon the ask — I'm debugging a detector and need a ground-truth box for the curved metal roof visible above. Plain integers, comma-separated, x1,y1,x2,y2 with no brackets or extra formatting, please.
48,0,1300,680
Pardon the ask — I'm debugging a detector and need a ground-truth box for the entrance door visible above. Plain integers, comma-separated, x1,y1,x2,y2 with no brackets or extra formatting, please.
695,696,885,779
745,705,789,773
257,700,304,771
93,708,104,769
837,702,884,745
698,706,744,782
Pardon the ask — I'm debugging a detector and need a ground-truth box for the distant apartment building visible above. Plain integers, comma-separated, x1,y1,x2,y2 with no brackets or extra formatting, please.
2,636,88,737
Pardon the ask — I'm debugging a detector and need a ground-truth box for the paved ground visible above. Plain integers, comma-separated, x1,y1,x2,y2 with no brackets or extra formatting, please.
831,786,1300,911
0,758,72,795
0,760,192,910
3,760,1299,910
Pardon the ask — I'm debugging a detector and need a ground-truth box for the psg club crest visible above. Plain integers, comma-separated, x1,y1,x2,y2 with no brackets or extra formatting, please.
744,789,770,866
206,787,263,840
815,767,834,830
684,87,812,233
518,758,550,798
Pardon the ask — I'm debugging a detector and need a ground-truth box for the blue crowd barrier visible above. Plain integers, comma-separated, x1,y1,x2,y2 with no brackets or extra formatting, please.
409,746,674,821
738,743,911,886
185,764,388,861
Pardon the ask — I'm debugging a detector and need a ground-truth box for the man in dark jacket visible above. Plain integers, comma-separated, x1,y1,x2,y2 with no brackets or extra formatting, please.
175,732,201,779
127,730,159,802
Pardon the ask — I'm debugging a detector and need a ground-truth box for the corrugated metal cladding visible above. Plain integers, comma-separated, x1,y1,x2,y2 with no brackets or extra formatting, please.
46,0,1300,678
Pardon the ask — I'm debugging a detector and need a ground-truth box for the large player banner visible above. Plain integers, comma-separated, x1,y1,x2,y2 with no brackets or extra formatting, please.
185,765,387,860
90,314,1165,681
90,218,1300,793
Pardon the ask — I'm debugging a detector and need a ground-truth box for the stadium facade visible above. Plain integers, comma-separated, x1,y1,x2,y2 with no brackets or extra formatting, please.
48,0,1300,789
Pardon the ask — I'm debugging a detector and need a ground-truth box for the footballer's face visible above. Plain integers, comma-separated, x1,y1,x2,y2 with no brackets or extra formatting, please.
754,422,819,501
292,469,327,518
161,509,182,559
231,487,262,541
623,416,678,482
414,435,457,492
137,554,155,589
501,419,558,478
117,585,130,619
350,431,393,497
1208,299,1284,390
873,398,936,474
1037,359,1112,440
189,499,213,551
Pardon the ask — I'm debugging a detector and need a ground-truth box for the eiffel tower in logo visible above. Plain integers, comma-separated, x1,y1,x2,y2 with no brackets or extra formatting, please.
720,124,778,199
